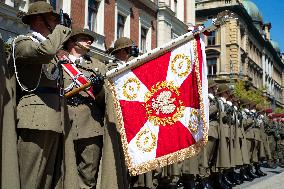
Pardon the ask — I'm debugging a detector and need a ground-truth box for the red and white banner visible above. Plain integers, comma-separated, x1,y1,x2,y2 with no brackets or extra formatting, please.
107,34,209,175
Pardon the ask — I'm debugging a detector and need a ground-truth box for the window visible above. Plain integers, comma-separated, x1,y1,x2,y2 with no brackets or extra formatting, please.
88,0,99,32
117,14,126,39
207,58,217,75
207,31,216,46
140,27,147,53
50,0,57,10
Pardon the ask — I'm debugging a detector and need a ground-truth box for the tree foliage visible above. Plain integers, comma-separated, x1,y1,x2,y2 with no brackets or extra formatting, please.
234,81,270,109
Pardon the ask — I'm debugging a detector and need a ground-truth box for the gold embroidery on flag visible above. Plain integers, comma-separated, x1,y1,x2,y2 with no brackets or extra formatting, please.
188,109,201,133
144,81,185,126
123,77,141,100
136,129,157,153
170,53,191,77
108,38,209,176
193,40,208,141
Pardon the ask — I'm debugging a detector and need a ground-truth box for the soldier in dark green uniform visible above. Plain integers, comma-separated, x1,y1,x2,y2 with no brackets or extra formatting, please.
13,2,72,188
63,28,106,188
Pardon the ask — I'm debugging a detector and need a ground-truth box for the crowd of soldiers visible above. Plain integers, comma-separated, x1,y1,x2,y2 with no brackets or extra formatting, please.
1,1,284,189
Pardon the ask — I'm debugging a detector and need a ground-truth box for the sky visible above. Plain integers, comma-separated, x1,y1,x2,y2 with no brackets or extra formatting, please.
253,0,284,52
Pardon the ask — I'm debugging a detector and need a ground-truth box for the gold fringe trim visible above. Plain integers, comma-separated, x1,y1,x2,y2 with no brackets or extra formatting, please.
107,38,208,176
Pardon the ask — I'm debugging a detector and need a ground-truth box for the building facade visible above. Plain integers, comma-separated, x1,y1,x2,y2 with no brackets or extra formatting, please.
196,0,284,108
0,0,195,57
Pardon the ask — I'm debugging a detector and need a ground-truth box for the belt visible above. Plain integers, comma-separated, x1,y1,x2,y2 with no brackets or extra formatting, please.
34,87,59,94
67,95,94,106
21,87,59,96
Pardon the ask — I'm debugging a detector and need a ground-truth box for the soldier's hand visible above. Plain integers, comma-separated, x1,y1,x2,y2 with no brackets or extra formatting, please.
90,74,104,95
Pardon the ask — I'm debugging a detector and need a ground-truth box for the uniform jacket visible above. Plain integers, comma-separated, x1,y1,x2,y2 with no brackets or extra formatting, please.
63,55,106,139
208,94,219,139
15,25,71,132
216,98,231,168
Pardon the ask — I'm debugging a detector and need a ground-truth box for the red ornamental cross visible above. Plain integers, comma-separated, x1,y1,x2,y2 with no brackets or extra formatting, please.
118,50,203,156
111,37,207,175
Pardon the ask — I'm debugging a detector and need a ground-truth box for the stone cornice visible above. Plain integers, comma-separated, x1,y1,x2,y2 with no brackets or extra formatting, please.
136,0,158,12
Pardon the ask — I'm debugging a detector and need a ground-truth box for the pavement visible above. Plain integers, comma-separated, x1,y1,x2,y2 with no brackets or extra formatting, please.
233,166,284,189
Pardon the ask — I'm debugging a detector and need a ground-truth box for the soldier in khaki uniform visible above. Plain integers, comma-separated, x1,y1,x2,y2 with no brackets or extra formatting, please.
109,38,156,189
237,99,253,181
250,107,266,176
195,79,219,189
243,101,261,180
261,113,273,166
1,38,21,189
226,95,243,185
13,2,72,188
99,37,137,189
63,28,106,188
210,84,236,189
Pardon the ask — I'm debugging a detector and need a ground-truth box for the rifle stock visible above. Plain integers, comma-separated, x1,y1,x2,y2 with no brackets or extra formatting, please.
64,81,92,98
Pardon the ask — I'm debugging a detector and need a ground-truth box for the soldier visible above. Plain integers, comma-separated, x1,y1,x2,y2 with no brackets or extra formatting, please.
110,37,139,62
179,79,220,189
63,28,105,188
214,84,234,189
226,95,243,185
1,38,21,188
243,101,261,180
261,110,275,168
273,118,283,167
252,107,267,176
196,79,219,189
13,2,72,188
99,37,139,189
237,98,253,182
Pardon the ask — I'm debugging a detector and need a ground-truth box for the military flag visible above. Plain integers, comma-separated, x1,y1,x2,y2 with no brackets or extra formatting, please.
107,33,209,175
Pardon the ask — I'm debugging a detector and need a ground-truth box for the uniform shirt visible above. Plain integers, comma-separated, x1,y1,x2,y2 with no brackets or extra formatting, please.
63,55,106,139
